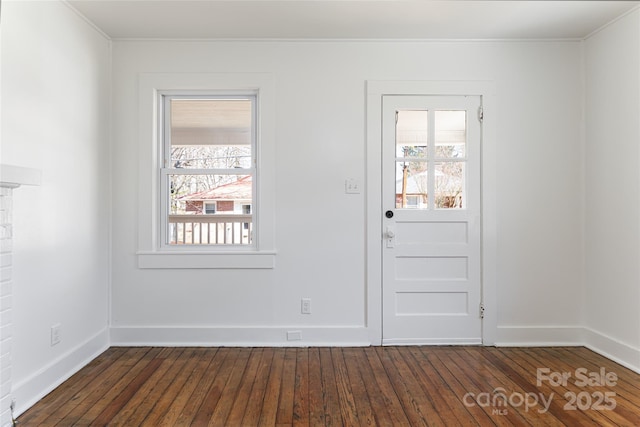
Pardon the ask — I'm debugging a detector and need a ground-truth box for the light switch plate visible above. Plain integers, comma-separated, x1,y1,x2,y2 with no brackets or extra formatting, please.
345,178,361,194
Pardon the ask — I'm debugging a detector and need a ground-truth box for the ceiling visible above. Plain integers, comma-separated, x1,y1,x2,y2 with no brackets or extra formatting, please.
66,1,639,40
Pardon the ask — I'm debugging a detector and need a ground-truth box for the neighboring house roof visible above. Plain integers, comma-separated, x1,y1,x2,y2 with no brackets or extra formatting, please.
180,176,252,201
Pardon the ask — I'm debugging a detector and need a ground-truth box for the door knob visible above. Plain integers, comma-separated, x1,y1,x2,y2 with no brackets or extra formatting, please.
385,210,394,218
385,226,395,248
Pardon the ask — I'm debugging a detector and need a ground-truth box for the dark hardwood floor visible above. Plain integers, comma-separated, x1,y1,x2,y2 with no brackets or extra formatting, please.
17,346,640,426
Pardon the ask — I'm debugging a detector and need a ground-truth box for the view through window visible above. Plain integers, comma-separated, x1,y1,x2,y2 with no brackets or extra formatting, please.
395,109,467,209
161,96,256,246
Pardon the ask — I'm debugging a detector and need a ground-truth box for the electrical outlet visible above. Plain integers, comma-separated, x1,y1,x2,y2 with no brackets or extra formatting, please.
287,331,302,341
51,323,61,346
301,298,311,314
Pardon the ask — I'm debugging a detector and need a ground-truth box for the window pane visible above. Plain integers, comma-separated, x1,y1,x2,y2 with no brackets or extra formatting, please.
171,145,252,169
169,174,252,214
435,110,466,159
168,174,253,245
396,161,428,209
170,99,253,169
204,202,216,214
396,110,428,159
435,162,464,209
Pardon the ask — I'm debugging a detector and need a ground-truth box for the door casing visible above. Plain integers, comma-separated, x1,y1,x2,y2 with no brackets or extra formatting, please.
365,80,497,346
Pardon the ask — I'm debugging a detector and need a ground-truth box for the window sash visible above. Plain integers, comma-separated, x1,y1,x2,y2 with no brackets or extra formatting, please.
159,94,257,249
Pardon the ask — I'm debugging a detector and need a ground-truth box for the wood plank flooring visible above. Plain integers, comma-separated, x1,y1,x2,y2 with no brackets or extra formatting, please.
17,346,640,426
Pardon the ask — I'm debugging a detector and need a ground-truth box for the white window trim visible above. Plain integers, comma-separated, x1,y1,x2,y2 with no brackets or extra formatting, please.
137,73,276,269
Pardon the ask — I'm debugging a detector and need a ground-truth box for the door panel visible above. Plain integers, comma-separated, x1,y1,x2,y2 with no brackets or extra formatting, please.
382,95,482,345
395,221,468,244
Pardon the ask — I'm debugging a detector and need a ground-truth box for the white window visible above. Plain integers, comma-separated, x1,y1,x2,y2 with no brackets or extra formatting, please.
405,195,420,208
204,202,217,215
136,73,276,269
161,95,256,247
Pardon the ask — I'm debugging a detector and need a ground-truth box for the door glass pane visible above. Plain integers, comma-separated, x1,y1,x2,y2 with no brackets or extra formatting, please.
396,110,428,158
435,162,464,209
170,99,253,169
396,110,429,209
435,110,466,159
396,161,428,209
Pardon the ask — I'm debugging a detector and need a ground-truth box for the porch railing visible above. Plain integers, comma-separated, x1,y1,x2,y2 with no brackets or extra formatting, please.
169,214,252,245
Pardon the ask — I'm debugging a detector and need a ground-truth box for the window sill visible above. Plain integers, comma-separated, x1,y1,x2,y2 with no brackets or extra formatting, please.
137,250,276,269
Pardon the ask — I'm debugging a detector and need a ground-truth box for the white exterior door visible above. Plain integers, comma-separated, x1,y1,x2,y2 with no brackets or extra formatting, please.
382,95,482,345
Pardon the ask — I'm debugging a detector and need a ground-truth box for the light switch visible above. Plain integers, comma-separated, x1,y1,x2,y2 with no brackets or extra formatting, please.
345,178,361,194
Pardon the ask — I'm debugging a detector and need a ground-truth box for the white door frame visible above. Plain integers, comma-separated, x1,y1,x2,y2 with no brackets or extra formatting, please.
365,80,497,346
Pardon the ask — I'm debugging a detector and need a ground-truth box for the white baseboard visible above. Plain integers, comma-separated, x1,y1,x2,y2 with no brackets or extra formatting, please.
110,325,372,347
495,325,584,346
383,338,482,346
12,324,639,420
13,327,109,417
494,325,640,374
583,327,640,374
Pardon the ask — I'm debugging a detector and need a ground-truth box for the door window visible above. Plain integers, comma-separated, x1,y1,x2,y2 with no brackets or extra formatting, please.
395,109,467,209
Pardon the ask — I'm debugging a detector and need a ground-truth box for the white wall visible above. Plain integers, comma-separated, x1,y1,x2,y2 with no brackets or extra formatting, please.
4,2,639,419
584,9,640,370
111,40,585,345
1,1,111,415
